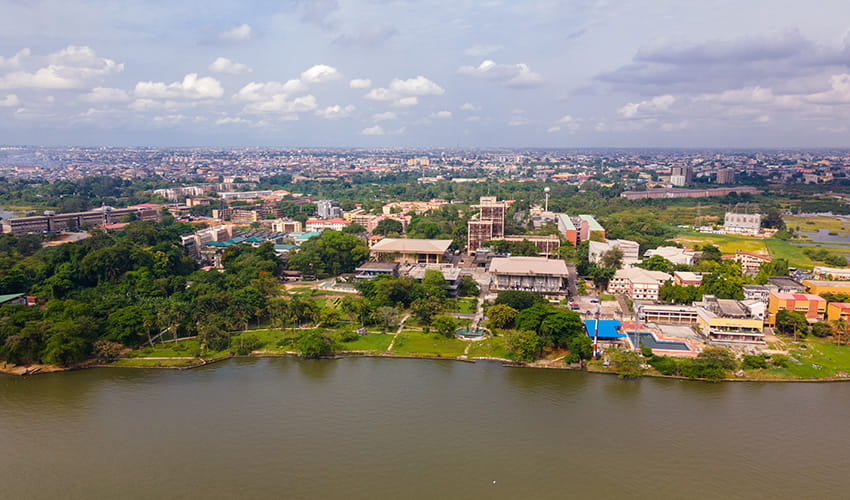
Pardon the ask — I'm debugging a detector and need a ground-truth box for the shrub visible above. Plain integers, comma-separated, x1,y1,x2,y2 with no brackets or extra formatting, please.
648,355,678,376
742,354,768,370
296,331,334,358
771,354,791,368
640,346,653,358
235,334,261,355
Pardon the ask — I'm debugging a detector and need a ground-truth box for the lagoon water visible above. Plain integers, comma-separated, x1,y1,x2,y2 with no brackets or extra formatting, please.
2,357,850,499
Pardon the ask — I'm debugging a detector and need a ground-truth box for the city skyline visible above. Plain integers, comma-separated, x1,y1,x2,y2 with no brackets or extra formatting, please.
2,1,850,147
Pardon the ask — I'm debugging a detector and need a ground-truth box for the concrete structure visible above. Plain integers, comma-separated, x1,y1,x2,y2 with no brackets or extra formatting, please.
767,292,827,324
405,265,463,297
488,256,569,295
645,246,697,266
577,215,605,243
219,190,273,200
767,277,806,293
382,200,446,216
369,238,452,264
827,302,850,322
607,268,672,301
724,212,762,235
589,239,640,268
722,250,771,275
305,218,350,232
1,206,159,235
637,303,698,324
557,214,578,247
743,284,772,304
803,280,850,296
697,295,765,344
0,293,29,306
354,262,399,279
673,271,703,286
812,266,850,280
316,199,342,219
271,219,302,233
467,196,507,254
716,168,736,184
620,186,759,201
670,165,694,186
501,234,561,256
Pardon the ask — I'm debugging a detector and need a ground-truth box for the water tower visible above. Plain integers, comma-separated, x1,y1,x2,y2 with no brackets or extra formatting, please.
544,187,550,212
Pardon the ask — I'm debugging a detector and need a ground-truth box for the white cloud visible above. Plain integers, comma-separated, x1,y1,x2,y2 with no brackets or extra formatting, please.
316,104,355,119
349,78,372,89
361,125,385,135
547,126,560,133
458,60,544,88
0,94,20,107
209,57,252,75
373,111,397,121
244,94,318,114
365,76,444,107
555,115,580,132
0,48,30,70
618,94,675,118
460,102,480,111
81,87,130,103
215,117,250,125
0,45,122,90
301,64,340,84
135,74,223,100
464,45,502,57
431,110,452,119
234,80,307,101
220,24,252,41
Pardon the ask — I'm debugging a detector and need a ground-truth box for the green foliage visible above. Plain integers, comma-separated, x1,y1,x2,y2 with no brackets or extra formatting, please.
698,346,739,370
373,218,404,236
431,315,458,338
93,340,124,363
235,334,261,355
742,354,768,370
599,247,624,270
775,309,809,338
648,355,678,375
296,331,334,358
422,269,447,299
770,354,791,368
811,322,833,338
504,330,542,362
458,275,480,297
288,230,369,276
762,209,786,230
803,247,847,267
494,290,547,311
486,304,518,330
410,296,444,325
609,350,643,379
659,282,702,304
637,255,676,274
342,223,366,234
486,239,540,256
640,346,653,357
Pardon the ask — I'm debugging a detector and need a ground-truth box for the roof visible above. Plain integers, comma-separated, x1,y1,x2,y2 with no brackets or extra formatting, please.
830,302,850,310
557,213,576,231
803,280,850,288
355,262,399,271
722,251,771,261
578,215,604,232
584,319,626,338
0,293,25,304
612,267,672,284
488,256,569,277
674,271,702,282
370,238,452,255
306,217,349,224
771,292,826,302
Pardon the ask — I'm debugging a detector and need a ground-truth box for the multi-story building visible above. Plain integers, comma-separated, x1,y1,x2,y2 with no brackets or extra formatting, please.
697,295,764,344
271,219,302,233
803,280,850,296
812,266,850,280
644,246,697,266
724,212,762,235
219,191,273,200
488,256,569,295
557,214,578,247
670,165,694,186
305,218,350,232
636,303,699,324
716,168,736,184
369,238,453,264
743,284,772,304
501,234,561,256
607,268,672,301
467,196,507,254
767,292,827,324
577,215,605,243
589,239,640,268
827,302,850,322
1,206,159,235
316,199,342,219
673,271,703,286
722,250,771,275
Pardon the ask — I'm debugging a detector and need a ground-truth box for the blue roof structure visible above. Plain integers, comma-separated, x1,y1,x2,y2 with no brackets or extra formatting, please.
584,319,626,338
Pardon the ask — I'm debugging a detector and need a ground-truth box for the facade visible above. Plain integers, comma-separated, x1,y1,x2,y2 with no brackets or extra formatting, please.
636,303,698,324
724,213,762,235
716,168,736,184
697,296,765,344
620,186,760,201
827,302,850,322
645,246,697,266
316,200,342,219
577,215,605,243
467,196,507,254
607,268,672,301
722,250,771,275
271,219,303,233
557,214,578,247
803,280,850,296
589,239,640,268
354,262,400,279
501,234,561,256
812,266,850,280
219,191,273,200
488,256,569,295
1,206,159,235
369,238,452,264
673,271,703,286
743,284,772,304
305,218,350,232
767,292,827,324
767,277,806,293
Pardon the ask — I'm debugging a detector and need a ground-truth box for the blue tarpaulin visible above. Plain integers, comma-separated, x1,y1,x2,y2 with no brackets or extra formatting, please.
584,319,626,338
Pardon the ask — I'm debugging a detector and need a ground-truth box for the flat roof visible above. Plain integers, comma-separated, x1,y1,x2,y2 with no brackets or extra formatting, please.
558,213,576,231
488,256,569,277
584,319,626,338
0,293,25,304
803,280,850,287
771,292,826,301
830,302,850,310
578,215,604,232
370,238,453,255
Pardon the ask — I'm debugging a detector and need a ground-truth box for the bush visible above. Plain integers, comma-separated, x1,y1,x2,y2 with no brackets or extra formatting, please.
494,290,547,311
296,331,334,358
640,346,653,358
431,315,459,338
234,334,261,355
336,330,359,343
93,340,124,363
678,358,727,382
648,355,678,376
771,354,791,368
742,354,768,370
609,350,643,379
811,322,833,338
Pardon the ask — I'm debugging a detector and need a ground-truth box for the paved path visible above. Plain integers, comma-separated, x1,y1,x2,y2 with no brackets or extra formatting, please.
386,313,410,352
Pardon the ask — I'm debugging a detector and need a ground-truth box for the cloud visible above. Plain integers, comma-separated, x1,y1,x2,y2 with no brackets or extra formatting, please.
135,73,223,100
554,115,579,132
373,111,396,121
365,76,444,107
349,78,372,89
300,64,340,84
209,57,252,75
361,125,385,136
215,116,250,125
460,102,480,111
618,95,675,118
333,26,397,48
315,104,354,119
0,94,20,107
219,24,252,41
464,45,502,57
298,0,340,29
0,45,122,90
234,80,307,101
0,48,30,70
244,94,317,114
458,60,544,87
81,87,130,103
431,110,452,119
547,126,560,133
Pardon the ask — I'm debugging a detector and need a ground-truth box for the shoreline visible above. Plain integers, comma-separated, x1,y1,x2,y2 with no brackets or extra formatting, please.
5,351,850,383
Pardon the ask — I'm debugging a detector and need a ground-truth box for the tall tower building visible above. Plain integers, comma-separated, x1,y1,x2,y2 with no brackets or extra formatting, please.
467,196,507,254
716,168,735,184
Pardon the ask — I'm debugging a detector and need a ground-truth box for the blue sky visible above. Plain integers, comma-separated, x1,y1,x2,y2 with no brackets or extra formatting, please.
1,0,850,147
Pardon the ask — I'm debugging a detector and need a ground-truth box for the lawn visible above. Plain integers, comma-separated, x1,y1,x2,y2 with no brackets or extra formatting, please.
390,331,468,357
784,215,850,235
124,339,201,358
467,336,510,359
455,298,478,314
339,333,393,352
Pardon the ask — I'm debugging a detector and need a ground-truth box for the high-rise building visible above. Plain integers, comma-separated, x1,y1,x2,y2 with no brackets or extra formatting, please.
716,168,735,184
467,196,507,254
670,166,694,186
316,199,341,219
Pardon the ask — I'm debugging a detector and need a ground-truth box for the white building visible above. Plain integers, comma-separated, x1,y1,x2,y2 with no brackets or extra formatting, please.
724,212,762,235
643,246,697,266
488,256,569,295
589,239,640,268
607,268,672,301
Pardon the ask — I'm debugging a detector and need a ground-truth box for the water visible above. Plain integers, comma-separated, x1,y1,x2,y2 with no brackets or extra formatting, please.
2,357,850,499
0,206,17,219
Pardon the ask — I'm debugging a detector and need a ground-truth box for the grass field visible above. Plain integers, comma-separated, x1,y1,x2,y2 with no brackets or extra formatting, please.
339,333,393,352
785,215,850,235
467,336,509,359
390,331,467,357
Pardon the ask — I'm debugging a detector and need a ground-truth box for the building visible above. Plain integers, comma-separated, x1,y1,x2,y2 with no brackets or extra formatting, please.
673,271,703,286
354,262,400,279
636,303,699,324
722,250,771,275
381,200,446,216
620,186,760,201
467,196,507,254
406,265,464,297
670,166,694,186
219,191,273,200
645,246,697,266
1,206,160,235
271,219,303,233
743,284,772,304
577,215,605,243
0,293,30,306
767,292,827,324
716,168,736,184
557,214,578,247
305,218,350,232
812,266,850,280
316,200,342,219
589,239,640,268
697,295,765,344
369,238,453,264
607,268,672,301
584,319,629,350
501,234,561,256
803,280,850,296
488,256,569,295
724,212,762,235
767,277,806,293
827,302,850,322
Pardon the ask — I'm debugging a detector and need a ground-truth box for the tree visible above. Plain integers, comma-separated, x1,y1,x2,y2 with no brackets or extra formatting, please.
410,296,443,325
374,305,402,331
342,223,366,234
288,230,369,276
811,322,833,338
486,304,518,330
599,247,624,270
609,350,643,378
700,244,722,263
296,331,334,358
373,218,404,236
93,340,124,363
539,309,584,348
697,346,738,370
504,330,542,362
494,290,547,311
318,307,341,327
762,209,786,230
422,269,447,299
431,315,458,337
637,255,676,274
458,275,479,297
515,304,550,332
775,309,809,340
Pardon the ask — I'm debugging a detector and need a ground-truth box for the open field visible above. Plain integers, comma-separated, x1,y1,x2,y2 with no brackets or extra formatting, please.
785,215,850,235
389,331,468,357
340,333,393,351
467,336,510,359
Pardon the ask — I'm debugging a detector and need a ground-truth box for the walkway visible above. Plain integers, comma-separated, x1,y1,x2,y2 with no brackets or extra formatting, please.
386,313,410,352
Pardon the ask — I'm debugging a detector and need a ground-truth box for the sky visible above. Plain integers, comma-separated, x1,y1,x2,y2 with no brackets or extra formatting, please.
2,0,850,148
